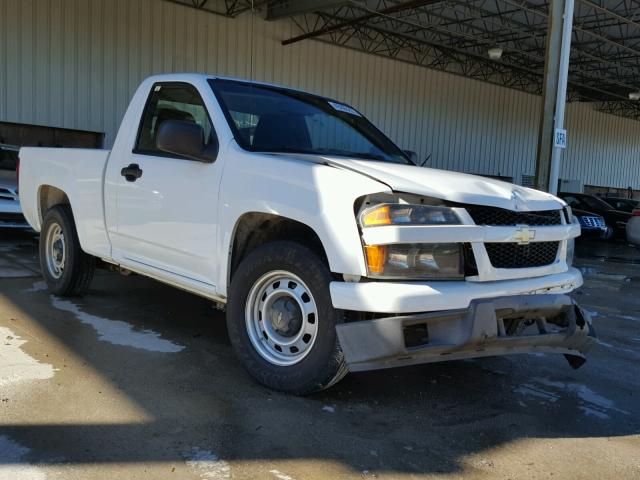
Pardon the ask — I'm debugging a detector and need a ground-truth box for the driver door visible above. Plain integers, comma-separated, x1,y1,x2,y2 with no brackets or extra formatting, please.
109,82,222,294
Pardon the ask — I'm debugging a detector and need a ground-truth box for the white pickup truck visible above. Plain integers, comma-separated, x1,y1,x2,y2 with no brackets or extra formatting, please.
19,74,595,394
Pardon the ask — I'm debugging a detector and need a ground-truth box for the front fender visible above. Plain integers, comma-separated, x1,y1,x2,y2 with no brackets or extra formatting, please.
216,147,389,294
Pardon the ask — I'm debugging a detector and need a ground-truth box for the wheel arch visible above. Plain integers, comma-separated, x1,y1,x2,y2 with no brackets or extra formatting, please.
228,212,330,287
37,184,71,227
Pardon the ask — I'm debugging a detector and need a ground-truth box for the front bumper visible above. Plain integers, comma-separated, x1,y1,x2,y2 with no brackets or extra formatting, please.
336,294,596,372
331,267,582,314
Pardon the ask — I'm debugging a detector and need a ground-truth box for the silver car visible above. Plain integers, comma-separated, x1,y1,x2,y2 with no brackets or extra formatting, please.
0,145,28,228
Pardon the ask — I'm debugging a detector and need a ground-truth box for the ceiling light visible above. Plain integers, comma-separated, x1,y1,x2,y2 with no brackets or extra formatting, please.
629,91,640,101
488,47,503,61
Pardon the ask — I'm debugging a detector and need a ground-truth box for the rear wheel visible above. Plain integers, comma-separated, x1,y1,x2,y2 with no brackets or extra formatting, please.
226,241,348,394
40,205,95,296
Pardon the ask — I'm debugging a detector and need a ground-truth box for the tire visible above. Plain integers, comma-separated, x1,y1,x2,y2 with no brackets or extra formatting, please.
39,204,95,296
226,241,348,394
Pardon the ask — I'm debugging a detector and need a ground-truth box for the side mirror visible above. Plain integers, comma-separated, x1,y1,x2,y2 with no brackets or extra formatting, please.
403,150,418,164
156,120,217,163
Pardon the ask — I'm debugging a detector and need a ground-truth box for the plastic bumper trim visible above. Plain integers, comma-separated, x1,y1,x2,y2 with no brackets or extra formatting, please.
336,294,596,372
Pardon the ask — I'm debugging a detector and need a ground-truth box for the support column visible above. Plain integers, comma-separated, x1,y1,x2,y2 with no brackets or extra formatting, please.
535,0,574,194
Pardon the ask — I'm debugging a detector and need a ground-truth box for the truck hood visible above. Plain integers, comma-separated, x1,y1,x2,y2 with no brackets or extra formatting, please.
271,152,564,211
324,158,563,211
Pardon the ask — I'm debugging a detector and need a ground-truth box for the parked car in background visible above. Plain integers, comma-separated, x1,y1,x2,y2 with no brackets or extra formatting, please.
559,192,631,238
571,207,610,239
602,197,639,214
0,145,28,228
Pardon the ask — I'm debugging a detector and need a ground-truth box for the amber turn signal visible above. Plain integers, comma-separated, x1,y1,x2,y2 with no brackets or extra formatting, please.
361,205,392,226
364,245,387,274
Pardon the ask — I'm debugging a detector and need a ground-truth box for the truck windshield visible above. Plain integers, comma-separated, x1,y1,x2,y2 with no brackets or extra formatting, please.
210,79,412,165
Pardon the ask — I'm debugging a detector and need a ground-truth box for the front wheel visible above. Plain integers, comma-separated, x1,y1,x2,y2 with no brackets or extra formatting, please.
40,205,95,296
226,241,348,394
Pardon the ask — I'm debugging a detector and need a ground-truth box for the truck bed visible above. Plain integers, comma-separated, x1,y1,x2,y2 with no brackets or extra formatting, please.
19,147,112,258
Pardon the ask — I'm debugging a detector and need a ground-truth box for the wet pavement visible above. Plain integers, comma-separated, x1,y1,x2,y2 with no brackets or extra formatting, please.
0,230,639,479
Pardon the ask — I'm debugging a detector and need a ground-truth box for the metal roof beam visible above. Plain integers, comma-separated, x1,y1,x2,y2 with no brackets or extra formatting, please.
594,101,640,120
348,1,639,95
492,0,640,96
576,0,640,30
282,0,439,45
281,0,640,119
160,0,254,17
501,0,640,60
266,1,349,20
304,10,629,103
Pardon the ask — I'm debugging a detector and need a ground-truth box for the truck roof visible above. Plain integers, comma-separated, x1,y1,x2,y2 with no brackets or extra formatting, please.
144,72,314,96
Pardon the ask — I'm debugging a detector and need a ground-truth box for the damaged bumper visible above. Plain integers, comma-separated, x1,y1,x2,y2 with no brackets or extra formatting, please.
336,294,596,372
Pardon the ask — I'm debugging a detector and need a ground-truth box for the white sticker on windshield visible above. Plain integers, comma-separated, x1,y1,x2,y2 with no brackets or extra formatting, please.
328,101,362,117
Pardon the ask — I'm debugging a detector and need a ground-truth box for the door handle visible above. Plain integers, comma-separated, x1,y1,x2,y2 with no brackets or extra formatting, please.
121,163,143,182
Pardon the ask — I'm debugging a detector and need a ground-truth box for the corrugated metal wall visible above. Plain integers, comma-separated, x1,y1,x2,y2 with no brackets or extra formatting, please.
1,0,639,188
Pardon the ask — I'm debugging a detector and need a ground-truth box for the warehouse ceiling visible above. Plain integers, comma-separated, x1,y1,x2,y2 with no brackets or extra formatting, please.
165,0,640,121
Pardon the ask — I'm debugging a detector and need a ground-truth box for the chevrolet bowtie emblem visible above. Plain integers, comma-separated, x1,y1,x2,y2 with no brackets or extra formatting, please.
514,226,535,245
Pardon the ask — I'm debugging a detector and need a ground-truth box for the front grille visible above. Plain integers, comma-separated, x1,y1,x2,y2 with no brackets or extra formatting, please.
465,206,562,226
579,216,605,228
485,242,559,269
463,243,478,276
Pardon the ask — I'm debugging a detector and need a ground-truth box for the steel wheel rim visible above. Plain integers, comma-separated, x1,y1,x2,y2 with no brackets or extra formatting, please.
245,270,319,366
45,222,66,279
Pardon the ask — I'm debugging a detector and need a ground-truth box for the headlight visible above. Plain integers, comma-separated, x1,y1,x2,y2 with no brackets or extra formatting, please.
364,243,463,279
359,203,461,227
358,201,463,279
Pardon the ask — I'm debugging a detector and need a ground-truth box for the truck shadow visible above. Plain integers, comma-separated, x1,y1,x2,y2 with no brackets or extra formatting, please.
1,240,638,476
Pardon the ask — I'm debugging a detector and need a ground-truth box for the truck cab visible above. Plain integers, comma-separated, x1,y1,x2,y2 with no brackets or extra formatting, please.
19,74,595,393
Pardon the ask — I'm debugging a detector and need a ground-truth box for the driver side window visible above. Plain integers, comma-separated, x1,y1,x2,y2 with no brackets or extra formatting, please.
135,83,214,156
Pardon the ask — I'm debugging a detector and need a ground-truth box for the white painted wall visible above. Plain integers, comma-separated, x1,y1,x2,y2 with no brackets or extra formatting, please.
1,0,639,188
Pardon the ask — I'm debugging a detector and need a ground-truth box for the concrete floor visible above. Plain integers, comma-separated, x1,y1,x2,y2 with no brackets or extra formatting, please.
0,230,639,480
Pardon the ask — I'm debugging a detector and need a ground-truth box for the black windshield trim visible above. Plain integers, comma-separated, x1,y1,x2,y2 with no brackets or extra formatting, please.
208,78,412,165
